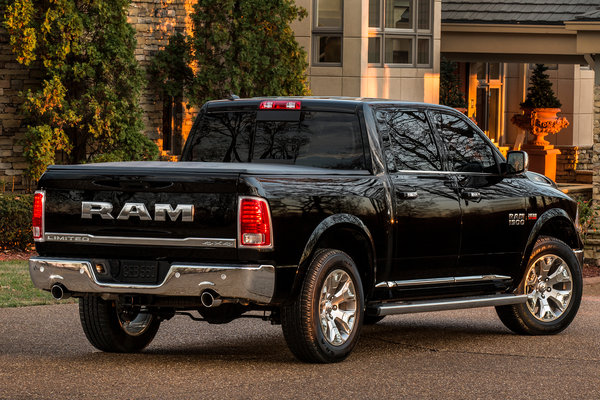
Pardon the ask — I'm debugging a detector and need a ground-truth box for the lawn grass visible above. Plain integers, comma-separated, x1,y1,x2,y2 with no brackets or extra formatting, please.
0,260,77,307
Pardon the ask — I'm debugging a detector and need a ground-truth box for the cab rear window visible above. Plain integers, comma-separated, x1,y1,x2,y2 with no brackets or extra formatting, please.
183,111,366,170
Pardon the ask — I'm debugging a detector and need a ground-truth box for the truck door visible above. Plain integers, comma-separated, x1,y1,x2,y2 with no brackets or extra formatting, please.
373,107,462,281
430,111,528,279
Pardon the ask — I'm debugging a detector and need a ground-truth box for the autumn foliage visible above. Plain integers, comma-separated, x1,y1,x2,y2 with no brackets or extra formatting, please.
3,0,158,180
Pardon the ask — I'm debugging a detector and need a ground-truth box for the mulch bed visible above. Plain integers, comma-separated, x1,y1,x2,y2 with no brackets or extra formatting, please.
583,263,600,278
2,249,600,277
0,249,37,261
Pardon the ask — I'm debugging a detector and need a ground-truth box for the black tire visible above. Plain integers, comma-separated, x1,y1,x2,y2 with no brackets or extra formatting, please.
79,296,161,352
281,249,364,363
363,314,385,325
496,236,582,335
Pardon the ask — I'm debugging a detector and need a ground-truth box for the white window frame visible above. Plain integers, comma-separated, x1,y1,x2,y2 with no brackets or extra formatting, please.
312,0,344,66
368,0,433,68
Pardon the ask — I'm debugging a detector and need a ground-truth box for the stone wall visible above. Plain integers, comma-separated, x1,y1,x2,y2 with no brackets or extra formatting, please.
578,146,594,171
594,86,600,204
555,146,578,183
0,27,39,192
555,145,594,183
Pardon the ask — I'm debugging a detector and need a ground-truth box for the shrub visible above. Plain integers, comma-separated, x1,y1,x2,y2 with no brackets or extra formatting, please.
3,0,159,180
0,193,33,250
188,0,310,106
577,197,599,244
521,64,562,109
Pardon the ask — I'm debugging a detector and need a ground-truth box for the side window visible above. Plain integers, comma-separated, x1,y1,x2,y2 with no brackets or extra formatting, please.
374,108,442,171
433,112,497,173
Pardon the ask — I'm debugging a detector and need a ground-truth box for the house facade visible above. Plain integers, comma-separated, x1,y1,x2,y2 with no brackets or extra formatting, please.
1,0,600,196
442,0,600,184
292,0,441,102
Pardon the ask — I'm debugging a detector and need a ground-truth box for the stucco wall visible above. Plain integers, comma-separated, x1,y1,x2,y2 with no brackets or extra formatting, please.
295,0,441,102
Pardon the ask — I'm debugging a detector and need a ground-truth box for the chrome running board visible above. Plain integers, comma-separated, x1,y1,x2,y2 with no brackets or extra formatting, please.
372,294,528,316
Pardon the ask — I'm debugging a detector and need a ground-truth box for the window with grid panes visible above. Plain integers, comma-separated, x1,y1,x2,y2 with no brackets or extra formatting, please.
368,0,432,67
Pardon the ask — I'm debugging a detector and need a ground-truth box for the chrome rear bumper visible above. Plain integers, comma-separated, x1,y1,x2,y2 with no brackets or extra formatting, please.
29,257,275,304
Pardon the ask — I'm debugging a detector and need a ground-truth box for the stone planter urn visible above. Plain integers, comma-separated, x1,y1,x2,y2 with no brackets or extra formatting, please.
511,107,569,146
510,107,569,181
509,64,569,181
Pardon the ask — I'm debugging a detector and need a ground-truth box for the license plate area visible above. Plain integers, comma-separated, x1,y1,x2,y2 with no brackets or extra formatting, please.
118,260,158,284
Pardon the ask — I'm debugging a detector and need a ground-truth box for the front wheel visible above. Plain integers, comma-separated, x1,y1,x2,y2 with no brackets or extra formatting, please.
281,249,364,363
79,296,161,352
496,237,582,335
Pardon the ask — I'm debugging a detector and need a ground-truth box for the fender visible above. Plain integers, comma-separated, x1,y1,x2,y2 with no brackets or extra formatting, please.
298,213,376,267
518,207,580,281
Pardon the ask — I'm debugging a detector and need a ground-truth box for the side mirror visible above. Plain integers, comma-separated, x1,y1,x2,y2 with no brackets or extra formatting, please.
506,151,528,175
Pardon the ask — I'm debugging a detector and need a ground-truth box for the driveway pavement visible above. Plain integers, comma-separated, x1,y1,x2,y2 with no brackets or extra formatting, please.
1,292,599,399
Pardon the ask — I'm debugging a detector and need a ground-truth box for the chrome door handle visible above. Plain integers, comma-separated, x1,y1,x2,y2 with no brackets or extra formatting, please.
461,191,481,200
399,191,418,199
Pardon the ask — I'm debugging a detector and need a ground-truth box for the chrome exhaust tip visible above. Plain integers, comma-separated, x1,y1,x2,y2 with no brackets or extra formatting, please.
200,291,222,308
50,284,71,300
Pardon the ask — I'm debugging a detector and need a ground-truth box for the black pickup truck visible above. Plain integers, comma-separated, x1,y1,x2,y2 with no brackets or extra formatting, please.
29,97,584,363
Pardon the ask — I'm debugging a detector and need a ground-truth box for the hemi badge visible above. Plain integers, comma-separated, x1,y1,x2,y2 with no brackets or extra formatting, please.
528,213,537,221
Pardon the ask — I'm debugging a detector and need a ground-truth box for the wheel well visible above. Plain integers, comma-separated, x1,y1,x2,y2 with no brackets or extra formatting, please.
518,216,581,281
537,217,580,249
311,225,375,296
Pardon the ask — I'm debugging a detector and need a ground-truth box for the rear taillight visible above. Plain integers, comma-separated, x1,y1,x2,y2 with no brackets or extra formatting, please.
259,100,301,110
238,197,272,248
32,190,45,240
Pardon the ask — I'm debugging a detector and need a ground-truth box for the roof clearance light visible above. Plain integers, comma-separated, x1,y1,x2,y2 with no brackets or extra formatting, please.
259,100,301,110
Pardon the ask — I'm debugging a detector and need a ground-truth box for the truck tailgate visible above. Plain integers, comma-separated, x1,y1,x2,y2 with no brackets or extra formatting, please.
36,162,240,262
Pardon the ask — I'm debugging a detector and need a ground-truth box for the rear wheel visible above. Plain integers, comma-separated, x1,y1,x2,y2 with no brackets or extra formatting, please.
496,237,582,335
281,249,364,363
79,296,161,352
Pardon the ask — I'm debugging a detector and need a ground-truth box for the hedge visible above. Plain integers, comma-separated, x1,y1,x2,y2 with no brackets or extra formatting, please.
0,193,33,250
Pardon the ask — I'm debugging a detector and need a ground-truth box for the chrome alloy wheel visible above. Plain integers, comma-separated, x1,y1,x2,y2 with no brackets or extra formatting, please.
525,254,573,322
117,306,154,336
318,269,357,346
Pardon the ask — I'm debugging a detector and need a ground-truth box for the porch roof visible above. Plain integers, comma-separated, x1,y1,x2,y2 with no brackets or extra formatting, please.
441,2,600,65
443,1,600,25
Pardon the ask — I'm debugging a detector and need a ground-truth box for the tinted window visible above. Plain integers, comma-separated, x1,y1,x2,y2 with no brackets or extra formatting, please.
374,108,442,171
184,111,366,170
433,112,497,173
186,112,254,162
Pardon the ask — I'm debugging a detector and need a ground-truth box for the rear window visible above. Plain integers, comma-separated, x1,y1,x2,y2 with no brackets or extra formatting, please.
183,111,366,170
